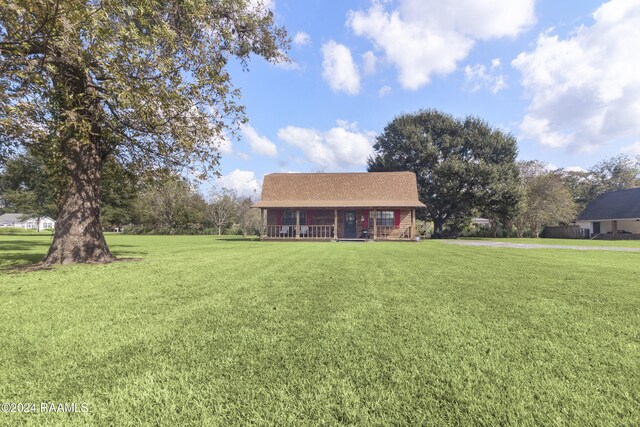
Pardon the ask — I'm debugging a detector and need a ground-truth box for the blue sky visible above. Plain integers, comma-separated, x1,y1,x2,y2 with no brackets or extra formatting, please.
210,0,640,196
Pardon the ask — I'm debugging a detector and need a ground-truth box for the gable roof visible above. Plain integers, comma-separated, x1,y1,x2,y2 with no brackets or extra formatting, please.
0,213,56,224
253,172,425,208
577,187,640,221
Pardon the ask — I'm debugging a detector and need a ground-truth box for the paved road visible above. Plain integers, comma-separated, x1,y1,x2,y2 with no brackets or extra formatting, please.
443,240,640,252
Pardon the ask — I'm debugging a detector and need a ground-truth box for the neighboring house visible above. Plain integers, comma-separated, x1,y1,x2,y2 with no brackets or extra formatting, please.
0,213,56,231
252,172,425,240
471,218,491,228
574,187,640,239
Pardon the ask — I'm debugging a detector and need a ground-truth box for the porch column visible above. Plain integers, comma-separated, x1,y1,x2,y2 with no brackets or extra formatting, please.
334,209,338,240
612,220,618,238
411,208,416,239
373,209,377,240
260,209,265,239
296,210,300,240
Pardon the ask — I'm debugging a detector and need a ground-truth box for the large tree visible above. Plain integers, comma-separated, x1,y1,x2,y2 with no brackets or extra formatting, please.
368,109,521,234
0,0,287,264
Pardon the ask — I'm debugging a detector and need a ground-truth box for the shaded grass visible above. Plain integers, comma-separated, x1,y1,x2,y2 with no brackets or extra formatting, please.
1,235,639,425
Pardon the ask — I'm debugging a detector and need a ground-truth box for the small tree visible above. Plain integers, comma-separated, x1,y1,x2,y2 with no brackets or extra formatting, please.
515,161,576,237
136,175,205,234
236,194,261,237
208,189,238,235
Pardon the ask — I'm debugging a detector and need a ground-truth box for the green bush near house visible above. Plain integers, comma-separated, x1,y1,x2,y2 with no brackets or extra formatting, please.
1,235,639,425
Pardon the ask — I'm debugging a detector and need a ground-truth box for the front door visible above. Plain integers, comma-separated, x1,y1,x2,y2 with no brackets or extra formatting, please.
344,211,356,238
593,221,600,234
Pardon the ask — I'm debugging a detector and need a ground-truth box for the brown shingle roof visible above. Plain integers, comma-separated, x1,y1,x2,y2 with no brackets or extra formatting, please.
253,172,425,208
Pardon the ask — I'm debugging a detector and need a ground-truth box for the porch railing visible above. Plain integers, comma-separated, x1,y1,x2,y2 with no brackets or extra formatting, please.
264,225,334,239
375,225,411,240
303,225,334,239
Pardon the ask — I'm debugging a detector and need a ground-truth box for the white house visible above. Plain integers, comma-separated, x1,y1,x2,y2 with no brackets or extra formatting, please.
574,188,640,239
0,213,56,231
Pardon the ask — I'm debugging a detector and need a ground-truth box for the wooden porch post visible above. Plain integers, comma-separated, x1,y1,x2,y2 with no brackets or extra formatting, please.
411,208,416,239
296,210,300,240
373,209,377,240
260,208,265,240
334,209,338,240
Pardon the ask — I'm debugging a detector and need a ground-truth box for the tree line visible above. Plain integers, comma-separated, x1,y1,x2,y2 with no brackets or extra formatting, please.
0,149,261,236
3,113,639,239
369,110,640,238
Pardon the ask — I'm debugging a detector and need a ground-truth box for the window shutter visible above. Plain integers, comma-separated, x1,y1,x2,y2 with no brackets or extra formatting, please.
394,210,401,228
276,210,282,225
363,211,369,227
306,210,312,225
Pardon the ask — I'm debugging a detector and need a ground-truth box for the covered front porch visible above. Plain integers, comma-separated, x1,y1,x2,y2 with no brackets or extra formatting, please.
259,208,417,240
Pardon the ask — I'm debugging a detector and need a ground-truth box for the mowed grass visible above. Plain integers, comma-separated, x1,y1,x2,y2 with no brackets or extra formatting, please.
1,235,639,425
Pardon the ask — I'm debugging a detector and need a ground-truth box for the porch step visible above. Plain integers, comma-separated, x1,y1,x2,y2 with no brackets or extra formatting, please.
337,238,370,242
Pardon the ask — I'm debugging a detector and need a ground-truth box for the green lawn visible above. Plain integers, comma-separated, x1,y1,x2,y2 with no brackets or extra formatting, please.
1,235,639,425
460,236,640,248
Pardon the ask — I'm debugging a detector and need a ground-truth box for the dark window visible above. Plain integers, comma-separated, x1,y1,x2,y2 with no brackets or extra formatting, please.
282,210,306,225
369,210,394,227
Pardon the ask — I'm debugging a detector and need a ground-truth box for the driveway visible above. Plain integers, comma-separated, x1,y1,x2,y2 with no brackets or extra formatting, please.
443,240,640,252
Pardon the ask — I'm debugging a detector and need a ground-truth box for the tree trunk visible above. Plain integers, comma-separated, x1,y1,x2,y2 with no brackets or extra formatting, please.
42,60,114,265
218,225,221,235
434,217,444,237
43,138,114,265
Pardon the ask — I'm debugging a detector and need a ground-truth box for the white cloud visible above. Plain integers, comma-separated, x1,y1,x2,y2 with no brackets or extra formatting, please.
277,121,375,169
216,134,233,154
240,124,278,157
512,0,640,151
215,169,261,196
621,141,640,155
293,31,311,46
378,85,392,97
321,41,361,95
362,50,377,75
347,0,535,90
464,62,507,94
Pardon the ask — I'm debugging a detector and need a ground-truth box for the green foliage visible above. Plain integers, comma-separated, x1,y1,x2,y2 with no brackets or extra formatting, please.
559,154,640,213
0,0,289,176
100,157,139,228
515,161,577,237
133,174,207,233
368,109,521,234
1,235,639,424
0,149,57,220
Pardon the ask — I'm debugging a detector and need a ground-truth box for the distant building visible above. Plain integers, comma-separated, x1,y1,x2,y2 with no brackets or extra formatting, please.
574,188,640,239
0,213,56,230
471,218,491,228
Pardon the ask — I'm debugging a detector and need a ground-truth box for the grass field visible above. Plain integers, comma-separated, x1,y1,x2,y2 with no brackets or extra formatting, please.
1,234,639,425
